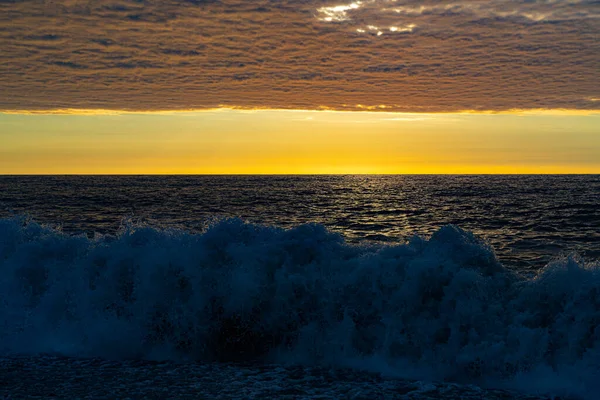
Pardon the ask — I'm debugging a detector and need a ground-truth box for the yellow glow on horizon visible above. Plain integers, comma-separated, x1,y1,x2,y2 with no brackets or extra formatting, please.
3,166,597,175
1,109,599,174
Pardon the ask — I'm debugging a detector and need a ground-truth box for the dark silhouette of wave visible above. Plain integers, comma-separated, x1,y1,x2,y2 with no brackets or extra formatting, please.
1,217,598,398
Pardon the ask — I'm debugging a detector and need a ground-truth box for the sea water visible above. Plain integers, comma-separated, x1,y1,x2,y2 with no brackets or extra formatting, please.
0,175,598,399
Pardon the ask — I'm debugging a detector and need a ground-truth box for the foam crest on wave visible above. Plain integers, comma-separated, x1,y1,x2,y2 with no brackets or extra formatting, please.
0,217,598,398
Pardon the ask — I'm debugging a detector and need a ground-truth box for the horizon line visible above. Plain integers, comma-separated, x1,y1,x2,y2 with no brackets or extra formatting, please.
2,173,599,176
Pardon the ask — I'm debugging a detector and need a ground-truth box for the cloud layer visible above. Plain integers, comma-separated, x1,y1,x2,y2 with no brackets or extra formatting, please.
1,0,598,112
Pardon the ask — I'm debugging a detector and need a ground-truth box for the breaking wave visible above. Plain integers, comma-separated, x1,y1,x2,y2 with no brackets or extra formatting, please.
0,216,598,398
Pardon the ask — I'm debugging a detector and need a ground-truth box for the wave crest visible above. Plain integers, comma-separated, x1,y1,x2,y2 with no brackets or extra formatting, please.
0,217,598,397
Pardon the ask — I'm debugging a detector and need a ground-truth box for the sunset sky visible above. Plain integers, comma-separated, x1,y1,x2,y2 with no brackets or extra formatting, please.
1,0,599,174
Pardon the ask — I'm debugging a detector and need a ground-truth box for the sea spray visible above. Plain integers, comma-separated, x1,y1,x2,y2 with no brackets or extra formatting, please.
0,216,598,398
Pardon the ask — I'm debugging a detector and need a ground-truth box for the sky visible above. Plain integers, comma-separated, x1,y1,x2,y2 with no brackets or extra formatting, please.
2,110,599,174
0,0,599,174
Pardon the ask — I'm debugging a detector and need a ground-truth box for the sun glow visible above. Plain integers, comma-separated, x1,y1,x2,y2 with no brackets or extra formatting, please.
1,109,598,174
317,2,363,22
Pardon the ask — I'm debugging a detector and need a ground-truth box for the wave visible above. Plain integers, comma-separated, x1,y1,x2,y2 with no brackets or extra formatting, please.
0,216,598,398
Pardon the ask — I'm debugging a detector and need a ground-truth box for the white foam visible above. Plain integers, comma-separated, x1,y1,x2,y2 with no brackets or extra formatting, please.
0,217,598,398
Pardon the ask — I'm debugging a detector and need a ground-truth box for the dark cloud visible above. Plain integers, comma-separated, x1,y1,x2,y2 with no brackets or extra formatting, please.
0,0,598,112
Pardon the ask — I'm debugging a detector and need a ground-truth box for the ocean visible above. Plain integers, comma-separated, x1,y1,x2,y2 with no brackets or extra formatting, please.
0,175,598,399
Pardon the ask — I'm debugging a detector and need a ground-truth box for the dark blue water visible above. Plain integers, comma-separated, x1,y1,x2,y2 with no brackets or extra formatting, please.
1,175,599,399
1,175,598,271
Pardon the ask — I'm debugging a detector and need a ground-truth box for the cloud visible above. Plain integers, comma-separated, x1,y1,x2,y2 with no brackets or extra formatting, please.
0,0,598,112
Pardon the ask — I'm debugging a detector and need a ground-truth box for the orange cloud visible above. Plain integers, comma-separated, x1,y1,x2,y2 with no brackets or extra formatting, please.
0,0,598,112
